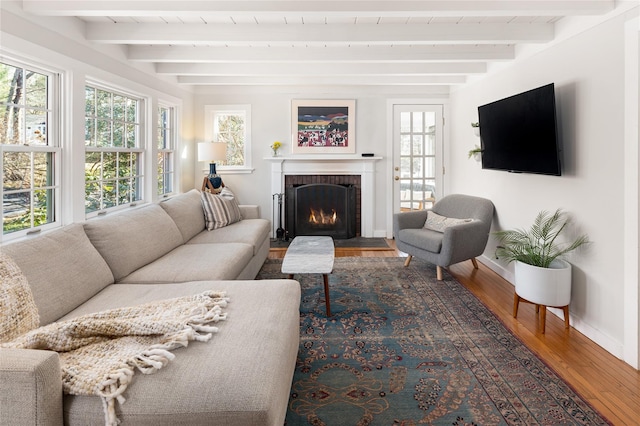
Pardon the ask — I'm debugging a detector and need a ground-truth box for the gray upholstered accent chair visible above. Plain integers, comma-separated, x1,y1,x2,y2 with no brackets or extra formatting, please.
393,194,494,280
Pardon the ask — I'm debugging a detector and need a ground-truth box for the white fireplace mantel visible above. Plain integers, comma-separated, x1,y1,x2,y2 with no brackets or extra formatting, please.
266,155,382,238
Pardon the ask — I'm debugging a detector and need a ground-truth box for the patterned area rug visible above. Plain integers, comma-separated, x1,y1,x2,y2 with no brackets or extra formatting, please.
257,257,609,426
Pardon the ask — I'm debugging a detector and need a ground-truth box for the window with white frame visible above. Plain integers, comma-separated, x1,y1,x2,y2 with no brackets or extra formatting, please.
0,60,60,238
157,105,175,196
84,84,143,214
205,105,251,171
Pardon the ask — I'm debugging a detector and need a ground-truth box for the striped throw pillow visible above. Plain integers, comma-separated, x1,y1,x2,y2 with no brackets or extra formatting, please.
201,188,243,230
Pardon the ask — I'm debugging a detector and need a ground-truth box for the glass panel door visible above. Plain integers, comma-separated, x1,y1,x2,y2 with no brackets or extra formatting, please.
393,105,443,213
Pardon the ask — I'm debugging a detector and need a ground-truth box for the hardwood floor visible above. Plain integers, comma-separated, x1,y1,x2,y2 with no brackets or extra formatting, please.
268,239,640,425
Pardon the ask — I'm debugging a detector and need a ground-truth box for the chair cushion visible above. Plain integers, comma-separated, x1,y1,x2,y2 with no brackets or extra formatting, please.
423,211,473,233
398,228,443,253
201,188,243,230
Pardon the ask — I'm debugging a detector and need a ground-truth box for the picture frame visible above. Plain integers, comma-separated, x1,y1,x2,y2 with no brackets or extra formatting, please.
291,99,356,154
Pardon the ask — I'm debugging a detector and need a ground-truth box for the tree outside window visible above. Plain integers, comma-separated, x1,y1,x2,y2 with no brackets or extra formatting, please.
0,61,58,237
85,85,143,214
205,105,251,170
157,105,175,196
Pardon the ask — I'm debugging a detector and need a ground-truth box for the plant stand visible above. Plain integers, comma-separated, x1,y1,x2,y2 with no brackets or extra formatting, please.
513,294,569,334
512,259,572,334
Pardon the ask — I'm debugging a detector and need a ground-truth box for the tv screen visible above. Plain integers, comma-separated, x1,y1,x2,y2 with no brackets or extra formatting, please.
478,83,561,176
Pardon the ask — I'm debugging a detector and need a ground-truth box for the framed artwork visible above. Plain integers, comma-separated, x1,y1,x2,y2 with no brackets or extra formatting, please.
291,99,356,154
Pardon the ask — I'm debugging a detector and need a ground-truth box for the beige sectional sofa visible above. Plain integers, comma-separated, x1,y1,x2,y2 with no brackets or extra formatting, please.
0,189,301,425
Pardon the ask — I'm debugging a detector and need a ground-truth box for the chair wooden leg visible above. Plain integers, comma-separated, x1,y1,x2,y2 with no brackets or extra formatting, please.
563,305,570,329
404,255,413,267
513,293,520,318
471,258,479,269
436,265,443,281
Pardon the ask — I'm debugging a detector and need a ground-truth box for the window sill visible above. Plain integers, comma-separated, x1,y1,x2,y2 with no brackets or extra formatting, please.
205,167,255,175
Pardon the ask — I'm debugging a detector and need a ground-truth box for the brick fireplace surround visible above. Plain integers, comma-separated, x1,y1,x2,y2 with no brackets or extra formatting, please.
267,155,381,238
285,175,360,238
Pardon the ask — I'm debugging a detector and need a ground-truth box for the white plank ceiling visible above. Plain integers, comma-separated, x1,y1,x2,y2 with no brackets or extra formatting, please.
21,1,617,92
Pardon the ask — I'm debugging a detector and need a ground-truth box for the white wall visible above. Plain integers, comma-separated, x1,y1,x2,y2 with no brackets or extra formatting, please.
449,10,638,364
192,90,445,237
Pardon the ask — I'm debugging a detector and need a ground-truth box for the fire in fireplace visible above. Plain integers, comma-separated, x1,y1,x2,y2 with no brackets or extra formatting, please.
308,208,337,225
286,183,356,239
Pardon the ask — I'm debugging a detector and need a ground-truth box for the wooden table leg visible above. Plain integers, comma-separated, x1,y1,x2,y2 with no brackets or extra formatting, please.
323,273,331,316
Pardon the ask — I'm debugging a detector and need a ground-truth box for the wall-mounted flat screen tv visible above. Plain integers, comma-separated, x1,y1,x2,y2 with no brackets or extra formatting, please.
478,83,561,176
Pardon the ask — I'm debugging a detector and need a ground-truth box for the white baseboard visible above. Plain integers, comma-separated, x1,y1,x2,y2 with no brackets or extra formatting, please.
373,229,388,238
476,255,625,361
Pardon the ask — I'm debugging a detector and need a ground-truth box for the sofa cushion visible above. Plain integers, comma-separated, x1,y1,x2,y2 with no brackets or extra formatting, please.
187,219,270,256
58,280,301,426
2,224,114,325
158,189,205,243
83,204,183,281
398,228,443,253
201,188,243,230
119,243,254,283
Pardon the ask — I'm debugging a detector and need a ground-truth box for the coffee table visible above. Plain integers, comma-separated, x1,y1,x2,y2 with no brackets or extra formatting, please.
281,236,335,316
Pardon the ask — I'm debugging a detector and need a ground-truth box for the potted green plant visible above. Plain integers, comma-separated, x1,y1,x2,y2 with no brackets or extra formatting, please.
471,122,480,137
468,144,482,161
493,209,589,308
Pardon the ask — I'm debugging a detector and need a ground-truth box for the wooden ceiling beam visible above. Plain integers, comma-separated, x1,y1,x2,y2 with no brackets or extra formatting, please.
128,45,515,63
23,1,614,17
155,62,486,76
176,75,466,86
86,22,553,45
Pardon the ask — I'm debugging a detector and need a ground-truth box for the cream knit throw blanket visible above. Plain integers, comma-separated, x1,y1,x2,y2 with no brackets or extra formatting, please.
2,290,229,426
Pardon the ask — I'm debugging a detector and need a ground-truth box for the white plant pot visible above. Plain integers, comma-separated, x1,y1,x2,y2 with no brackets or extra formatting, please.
514,259,572,307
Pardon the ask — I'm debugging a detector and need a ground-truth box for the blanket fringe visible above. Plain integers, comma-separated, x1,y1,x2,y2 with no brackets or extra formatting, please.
93,293,229,426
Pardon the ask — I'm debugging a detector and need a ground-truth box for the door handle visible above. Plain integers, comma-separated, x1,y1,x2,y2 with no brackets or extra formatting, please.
394,176,399,180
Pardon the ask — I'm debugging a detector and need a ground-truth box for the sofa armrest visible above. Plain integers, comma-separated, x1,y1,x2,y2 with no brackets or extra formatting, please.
239,204,260,219
0,348,63,425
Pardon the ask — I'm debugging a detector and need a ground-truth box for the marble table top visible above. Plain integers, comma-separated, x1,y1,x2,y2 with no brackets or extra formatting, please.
281,236,335,274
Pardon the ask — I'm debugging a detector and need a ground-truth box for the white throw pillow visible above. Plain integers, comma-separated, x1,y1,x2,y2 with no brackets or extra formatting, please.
423,211,473,233
201,188,243,230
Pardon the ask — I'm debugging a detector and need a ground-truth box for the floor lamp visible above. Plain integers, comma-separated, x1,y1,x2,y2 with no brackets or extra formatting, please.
198,142,227,193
